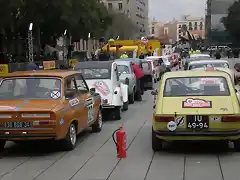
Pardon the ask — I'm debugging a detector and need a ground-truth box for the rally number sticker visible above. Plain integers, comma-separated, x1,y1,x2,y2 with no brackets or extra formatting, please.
87,103,94,122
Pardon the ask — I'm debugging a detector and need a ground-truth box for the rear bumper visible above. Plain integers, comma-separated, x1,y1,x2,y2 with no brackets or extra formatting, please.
155,130,240,137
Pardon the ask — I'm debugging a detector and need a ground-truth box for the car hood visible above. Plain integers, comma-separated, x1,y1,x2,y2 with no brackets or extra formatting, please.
157,96,235,115
0,100,60,112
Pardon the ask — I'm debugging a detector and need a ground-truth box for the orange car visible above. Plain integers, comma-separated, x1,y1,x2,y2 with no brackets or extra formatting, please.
0,70,102,151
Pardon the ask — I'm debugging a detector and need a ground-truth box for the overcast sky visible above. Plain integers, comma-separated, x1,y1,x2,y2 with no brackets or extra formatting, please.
149,0,206,21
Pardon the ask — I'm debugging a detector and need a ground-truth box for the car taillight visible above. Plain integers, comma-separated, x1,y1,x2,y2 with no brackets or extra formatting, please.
222,116,240,122
33,120,56,126
125,78,129,85
154,116,174,122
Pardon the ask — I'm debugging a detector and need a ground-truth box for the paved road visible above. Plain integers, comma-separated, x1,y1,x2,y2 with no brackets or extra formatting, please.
1,61,240,180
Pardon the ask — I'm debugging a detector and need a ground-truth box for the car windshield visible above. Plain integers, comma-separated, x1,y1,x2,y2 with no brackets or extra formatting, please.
189,62,229,70
0,78,61,100
190,56,210,60
78,68,110,79
118,65,130,74
164,76,230,97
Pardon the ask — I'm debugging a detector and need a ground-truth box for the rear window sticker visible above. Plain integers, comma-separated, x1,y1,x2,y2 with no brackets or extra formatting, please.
175,116,184,126
210,116,221,122
69,98,80,106
201,78,217,84
93,81,110,96
167,121,177,131
182,98,212,108
50,90,61,99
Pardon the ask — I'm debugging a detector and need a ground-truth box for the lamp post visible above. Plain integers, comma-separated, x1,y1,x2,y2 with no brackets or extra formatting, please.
63,29,67,63
28,23,33,62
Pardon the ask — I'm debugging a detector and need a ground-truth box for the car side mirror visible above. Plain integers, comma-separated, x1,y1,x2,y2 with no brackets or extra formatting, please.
90,87,96,94
65,90,75,99
151,89,158,95
236,89,238,93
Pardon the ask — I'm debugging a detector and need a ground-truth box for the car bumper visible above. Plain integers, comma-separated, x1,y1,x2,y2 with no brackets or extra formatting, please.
154,130,240,141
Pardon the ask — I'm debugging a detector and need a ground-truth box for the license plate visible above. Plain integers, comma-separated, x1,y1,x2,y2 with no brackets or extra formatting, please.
187,115,209,129
2,122,31,128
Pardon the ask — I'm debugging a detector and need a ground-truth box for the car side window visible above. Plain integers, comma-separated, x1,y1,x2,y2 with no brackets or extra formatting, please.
64,76,77,98
75,74,89,93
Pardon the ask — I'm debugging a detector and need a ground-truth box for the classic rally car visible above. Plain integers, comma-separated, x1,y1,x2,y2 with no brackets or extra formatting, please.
151,70,240,151
0,70,102,152
184,54,211,70
75,61,128,120
187,60,229,70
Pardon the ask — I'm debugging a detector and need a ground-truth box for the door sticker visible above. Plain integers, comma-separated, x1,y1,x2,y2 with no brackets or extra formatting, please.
175,116,184,126
182,98,212,108
87,103,94,122
50,91,61,99
69,98,80,106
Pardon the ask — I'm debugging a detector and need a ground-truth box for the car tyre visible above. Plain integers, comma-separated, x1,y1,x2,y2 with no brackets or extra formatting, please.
92,109,103,132
234,139,240,152
61,123,77,151
114,106,121,120
129,92,135,104
0,140,6,152
152,127,163,151
123,101,129,111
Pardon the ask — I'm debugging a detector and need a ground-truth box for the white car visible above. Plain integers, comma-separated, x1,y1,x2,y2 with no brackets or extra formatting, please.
190,54,210,60
146,56,162,82
187,60,229,70
159,55,172,68
75,61,128,120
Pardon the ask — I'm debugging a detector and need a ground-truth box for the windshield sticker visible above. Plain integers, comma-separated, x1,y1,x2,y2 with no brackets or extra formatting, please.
69,98,80,106
93,81,110,96
0,106,16,110
50,91,61,99
175,116,184,126
182,98,212,108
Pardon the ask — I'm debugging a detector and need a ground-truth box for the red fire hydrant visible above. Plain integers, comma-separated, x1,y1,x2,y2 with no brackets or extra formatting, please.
112,124,127,158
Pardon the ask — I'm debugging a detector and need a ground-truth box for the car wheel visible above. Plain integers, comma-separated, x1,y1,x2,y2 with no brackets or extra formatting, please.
92,109,103,132
152,127,163,151
129,92,135,104
123,101,129,111
234,139,240,152
61,123,77,151
0,140,6,152
114,106,121,120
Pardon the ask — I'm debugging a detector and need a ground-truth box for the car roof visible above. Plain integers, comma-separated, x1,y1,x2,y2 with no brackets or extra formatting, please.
75,61,114,69
146,56,161,59
2,70,78,78
163,70,231,79
190,54,210,58
189,60,229,65
114,60,131,66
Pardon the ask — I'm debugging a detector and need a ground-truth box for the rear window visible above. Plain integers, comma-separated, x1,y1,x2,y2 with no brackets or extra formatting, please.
164,76,230,97
118,65,130,74
78,68,110,79
189,62,229,70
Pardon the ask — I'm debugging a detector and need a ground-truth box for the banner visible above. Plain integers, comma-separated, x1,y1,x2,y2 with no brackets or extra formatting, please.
43,61,56,70
0,64,8,75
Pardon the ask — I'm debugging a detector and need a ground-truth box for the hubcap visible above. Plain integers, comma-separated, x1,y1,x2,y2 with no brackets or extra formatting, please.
69,124,76,145
98,111,103,128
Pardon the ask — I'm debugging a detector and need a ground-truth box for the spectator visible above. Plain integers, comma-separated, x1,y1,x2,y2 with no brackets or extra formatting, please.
132,62,144,99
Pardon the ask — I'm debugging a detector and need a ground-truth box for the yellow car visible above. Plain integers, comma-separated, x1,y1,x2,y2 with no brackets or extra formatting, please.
152,70,240,151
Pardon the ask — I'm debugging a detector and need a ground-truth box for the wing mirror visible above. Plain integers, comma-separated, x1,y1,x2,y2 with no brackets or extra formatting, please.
90,87,96,94
151,89,158,95
236,89,238,93
65,90,75,99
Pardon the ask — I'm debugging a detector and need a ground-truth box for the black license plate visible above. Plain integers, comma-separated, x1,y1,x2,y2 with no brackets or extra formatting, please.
2,122,32,128
187,115,209,129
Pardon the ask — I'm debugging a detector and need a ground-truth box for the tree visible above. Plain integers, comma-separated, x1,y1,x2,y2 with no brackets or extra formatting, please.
222,0,240,43
105,11,139,40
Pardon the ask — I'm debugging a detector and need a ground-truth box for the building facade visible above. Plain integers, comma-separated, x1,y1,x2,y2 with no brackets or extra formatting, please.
205,0,236,43
103,0,149,37
176,15,205,42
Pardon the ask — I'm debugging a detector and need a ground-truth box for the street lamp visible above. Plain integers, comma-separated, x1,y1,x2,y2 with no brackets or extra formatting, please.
28,23,34,62
63,29,67,63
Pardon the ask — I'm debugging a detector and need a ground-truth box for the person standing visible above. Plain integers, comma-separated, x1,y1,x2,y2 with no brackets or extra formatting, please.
132,62,144,100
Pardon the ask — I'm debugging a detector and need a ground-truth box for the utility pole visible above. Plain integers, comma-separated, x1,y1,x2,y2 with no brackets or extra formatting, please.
28,23,33,62
63,29,67,64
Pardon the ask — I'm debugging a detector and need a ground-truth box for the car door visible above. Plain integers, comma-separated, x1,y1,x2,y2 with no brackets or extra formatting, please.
74,73,97,126
63,75,85,132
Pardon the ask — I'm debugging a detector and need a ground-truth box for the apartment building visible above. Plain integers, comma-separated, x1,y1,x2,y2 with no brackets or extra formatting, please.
205,0,236,42
176,16,205,42
103,0,149,38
